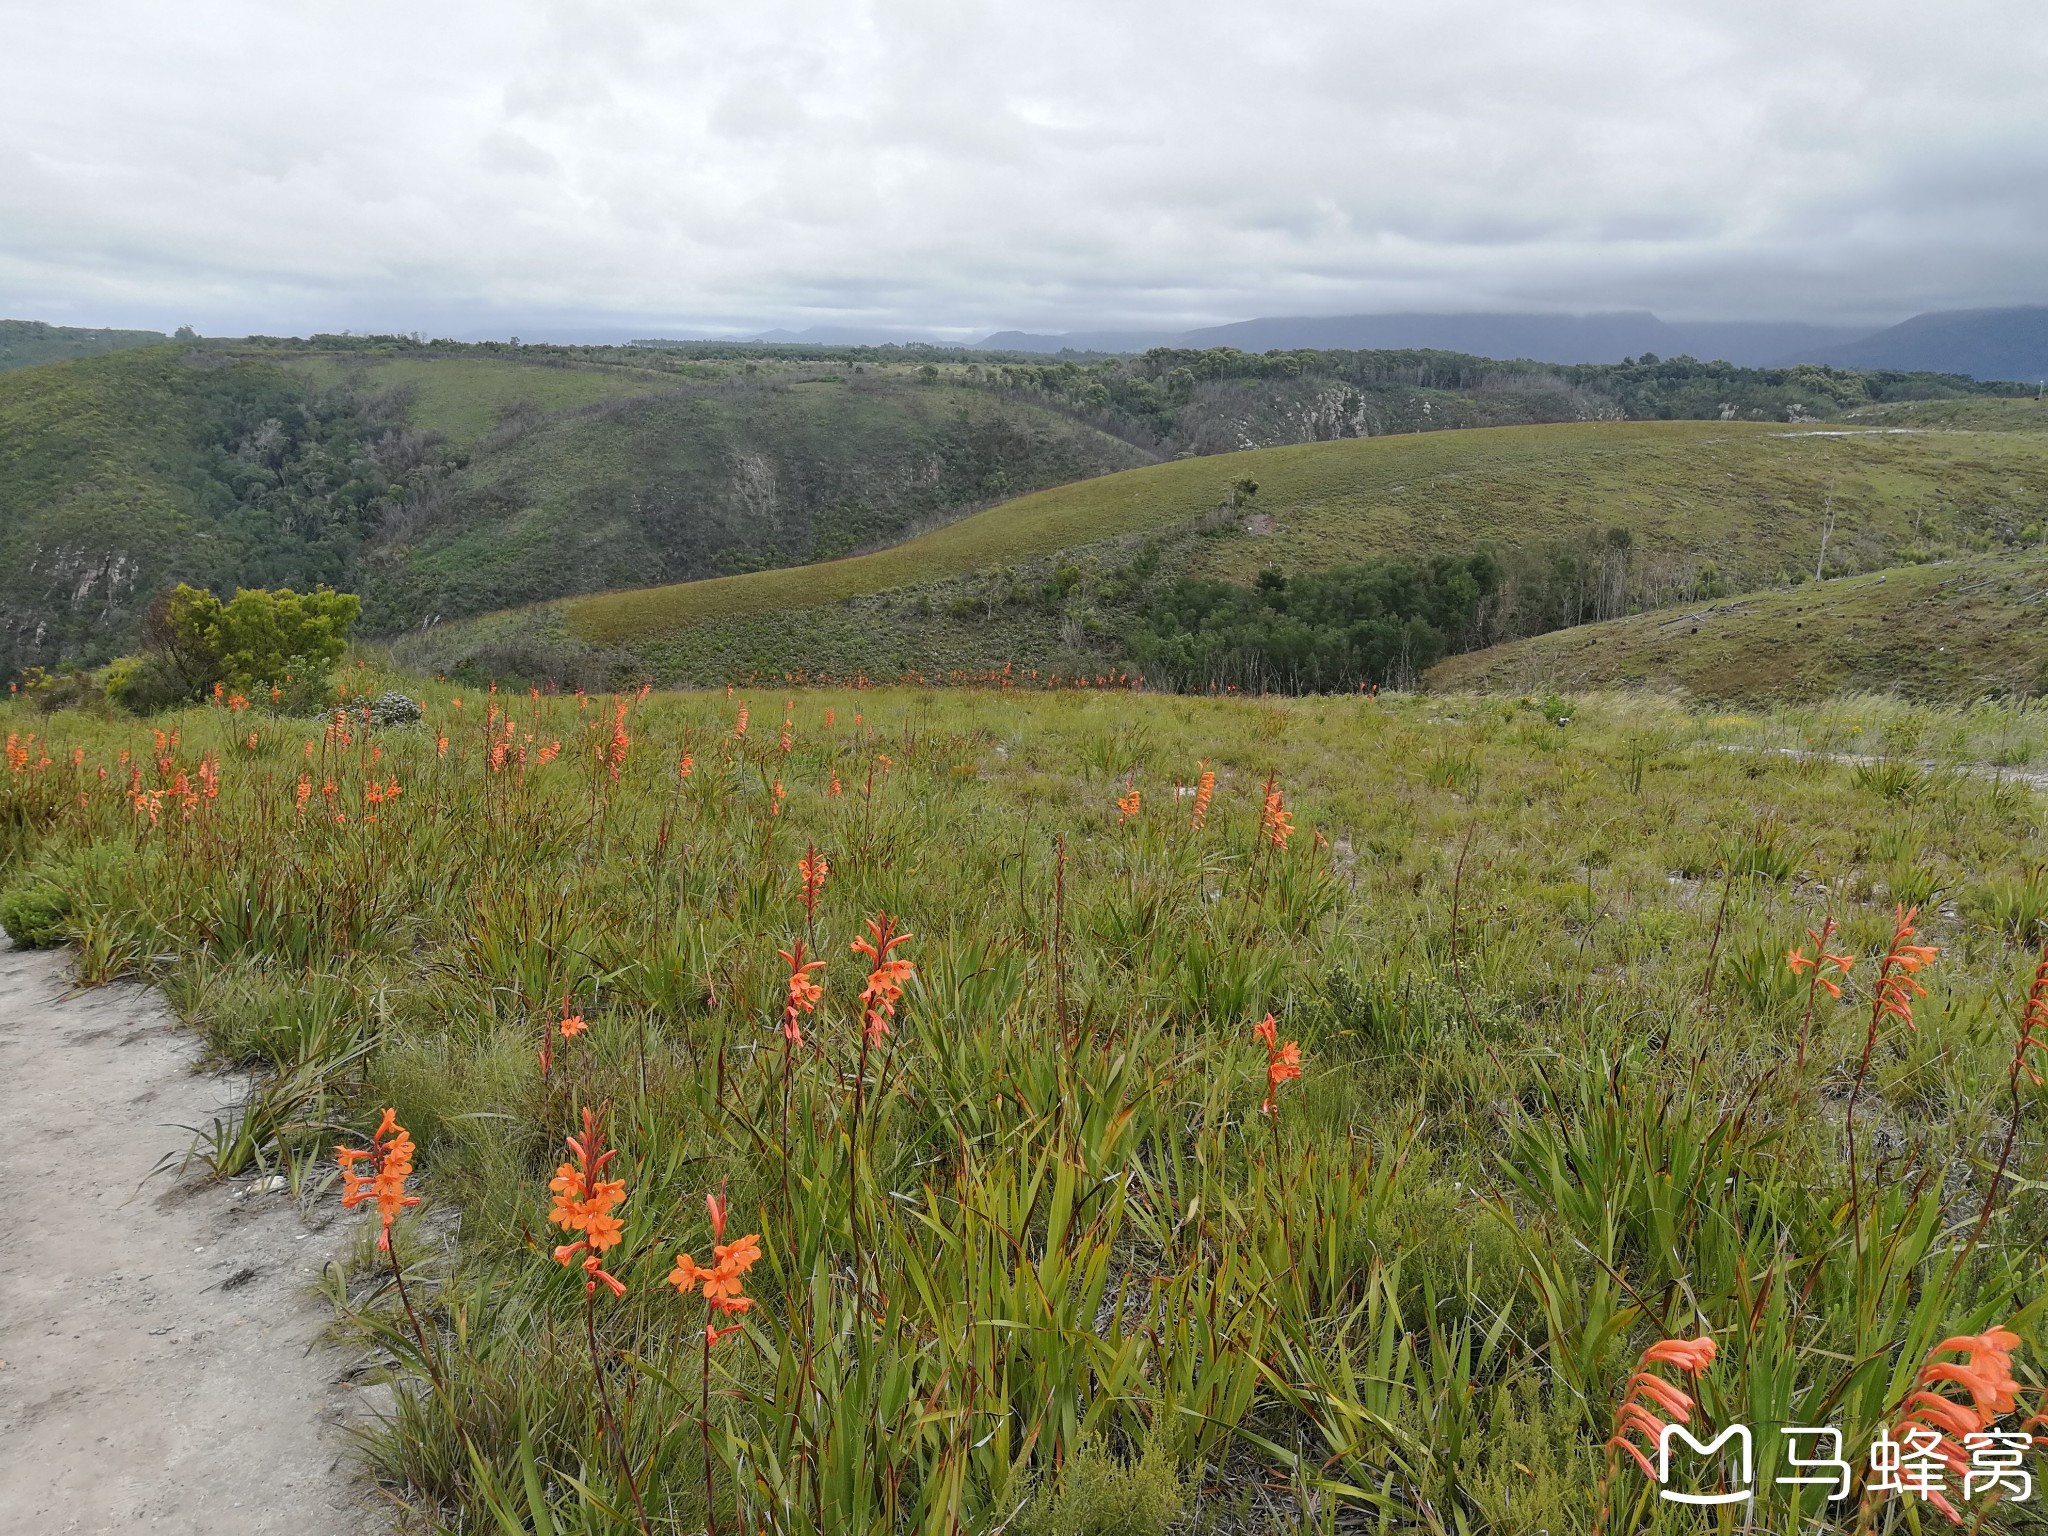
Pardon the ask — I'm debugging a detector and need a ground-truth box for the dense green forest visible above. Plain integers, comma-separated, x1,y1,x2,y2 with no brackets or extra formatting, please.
1128,553,1503,690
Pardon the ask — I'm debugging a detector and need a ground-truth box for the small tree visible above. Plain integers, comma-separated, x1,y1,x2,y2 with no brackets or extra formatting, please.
113,584,360,712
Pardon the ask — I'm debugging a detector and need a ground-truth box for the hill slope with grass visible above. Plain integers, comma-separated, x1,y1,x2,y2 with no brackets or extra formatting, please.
1424,548,2048,703
0,341,1150,672
5,333,2036,680
0,318,169,372
406,417,2048,687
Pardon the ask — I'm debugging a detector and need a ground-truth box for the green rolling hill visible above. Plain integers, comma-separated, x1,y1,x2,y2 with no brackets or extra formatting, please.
404,415,2048,687
0,319,170,372
5,330,2042,686
1424,547,2048,703
0,340,1148,673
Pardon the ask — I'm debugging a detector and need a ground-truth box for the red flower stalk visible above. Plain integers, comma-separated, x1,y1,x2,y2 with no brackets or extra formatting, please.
548,1107,628,1297
1886,1328,2024,1524
1605,1336,1718,1481
777,941,826,1046
1259,773,1293,850
1253,1013,1303,1116
336,1108,421,1251
850,913,915,1044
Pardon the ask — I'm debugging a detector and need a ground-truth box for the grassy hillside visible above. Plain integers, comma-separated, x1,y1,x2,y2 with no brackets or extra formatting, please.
1426,547,2048,703
279,351,679,444
409,418,2048,686
0,342,1148,671
7,675,2048,1529
369,371,1152,626
0,318,168,372
6,332,2037,680
0,346,421,673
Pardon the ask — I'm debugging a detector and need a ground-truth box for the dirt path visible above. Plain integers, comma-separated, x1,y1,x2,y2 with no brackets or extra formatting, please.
0,943,387,1535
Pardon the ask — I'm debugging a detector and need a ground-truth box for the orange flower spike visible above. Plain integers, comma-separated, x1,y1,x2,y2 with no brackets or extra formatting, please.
1606,1336,1717,1489
1871,904,1940,1031
851,915,916,1043
777,944,826,1045
547,1108,627,1292
335,1108,421,1251
1190,765,1215,831
2016,947,2048,1086
798,847,830,907
1259,773,1293,849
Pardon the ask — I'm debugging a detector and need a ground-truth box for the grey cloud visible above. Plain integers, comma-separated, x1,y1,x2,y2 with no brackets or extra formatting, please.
0,0,2042,337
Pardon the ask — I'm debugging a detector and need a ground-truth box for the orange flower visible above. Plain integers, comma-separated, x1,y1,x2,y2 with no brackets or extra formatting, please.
548,1107,628,1297
1259,774,1293,850
1872,904,1939,1032
1254,1013,1303,1115
1787,916,1856,1000
1886,1328,2025,1523
798,847,830,911
335,1108,421,1251
777,942,826,1046
1606,1336,1718,1482
668,1194,762,1341
678,751,695,780
733,703,749,739
1116,785,1141,823
1190,765,1215,831
606,701,630,781
2013,945,2048,1087
850,913,915,1043
558,995,588,1040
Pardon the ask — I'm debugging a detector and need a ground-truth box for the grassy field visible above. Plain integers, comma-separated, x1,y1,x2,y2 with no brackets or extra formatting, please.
1429,548,2048,703
392,418,2048,687
4,671,2048,1531
278,351,681,445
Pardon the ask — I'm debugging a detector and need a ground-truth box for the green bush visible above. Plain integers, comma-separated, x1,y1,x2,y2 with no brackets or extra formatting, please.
117,583,361,713
0,878,70,948
1022,1435,1186,1536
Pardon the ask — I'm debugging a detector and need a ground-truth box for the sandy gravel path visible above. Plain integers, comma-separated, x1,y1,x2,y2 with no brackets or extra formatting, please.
0,943,386,1535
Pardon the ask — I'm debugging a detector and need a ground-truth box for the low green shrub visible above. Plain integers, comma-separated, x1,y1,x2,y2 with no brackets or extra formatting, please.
0,875,69,947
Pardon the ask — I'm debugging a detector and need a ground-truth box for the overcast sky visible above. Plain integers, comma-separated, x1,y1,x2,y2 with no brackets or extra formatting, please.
2,0,2043,339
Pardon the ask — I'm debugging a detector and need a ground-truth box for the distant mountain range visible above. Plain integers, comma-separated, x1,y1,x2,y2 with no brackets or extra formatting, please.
9,303,2043,384
978,314,1868,367
973,306,2048,381
1803,307,2048,383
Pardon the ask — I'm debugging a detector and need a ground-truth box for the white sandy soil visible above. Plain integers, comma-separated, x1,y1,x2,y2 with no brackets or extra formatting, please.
0,943,387,1535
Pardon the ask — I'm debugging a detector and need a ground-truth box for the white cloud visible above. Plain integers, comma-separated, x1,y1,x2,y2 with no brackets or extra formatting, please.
0,0,2042,334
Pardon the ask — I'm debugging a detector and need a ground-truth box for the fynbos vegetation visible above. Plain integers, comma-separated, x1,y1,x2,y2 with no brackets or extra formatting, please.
5,669,2048,1531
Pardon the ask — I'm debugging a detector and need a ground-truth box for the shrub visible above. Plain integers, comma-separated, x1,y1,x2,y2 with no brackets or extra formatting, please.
0,877,69,947
1022,1435,1186,1536
118,583,361,712
369,691,424,727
